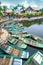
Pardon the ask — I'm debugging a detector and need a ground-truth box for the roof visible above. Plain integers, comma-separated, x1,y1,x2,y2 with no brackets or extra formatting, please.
33,7,40,11
5,10,12,13
25,7,33,11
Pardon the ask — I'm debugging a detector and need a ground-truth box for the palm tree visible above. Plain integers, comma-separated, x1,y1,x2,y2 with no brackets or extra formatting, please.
12,8,14,11
0,1,1,6
12,6,18,12
0,1,2,12
12,6,17,14
21,5,25,12
14,6,17,10
3,6,8,13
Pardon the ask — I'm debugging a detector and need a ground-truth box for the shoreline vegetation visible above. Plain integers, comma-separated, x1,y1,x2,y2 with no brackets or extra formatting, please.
0,2,43,23
14,15,43,21
0,15,43,25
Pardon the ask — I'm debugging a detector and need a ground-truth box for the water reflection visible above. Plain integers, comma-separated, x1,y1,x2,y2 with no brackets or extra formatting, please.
20,19,43,38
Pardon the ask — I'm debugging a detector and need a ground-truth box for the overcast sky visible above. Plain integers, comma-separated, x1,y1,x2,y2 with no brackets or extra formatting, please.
0,0,43,8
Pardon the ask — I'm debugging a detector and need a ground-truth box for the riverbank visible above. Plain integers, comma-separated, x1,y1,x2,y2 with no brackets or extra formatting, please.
0,18,13,24
14,16,43,21
0,16,43,25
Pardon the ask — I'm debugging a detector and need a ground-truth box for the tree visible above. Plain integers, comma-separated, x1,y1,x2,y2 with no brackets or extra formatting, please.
0,1,1,6
14,6,18,10
21,5,25,10
21,5,25,13
10,11,14,16
12,8,14,11
12,6,18,12
0,1,3,17
0,1,2,12
3,6,8,12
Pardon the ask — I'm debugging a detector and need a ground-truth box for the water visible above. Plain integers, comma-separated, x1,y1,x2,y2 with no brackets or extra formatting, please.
20,19,43,65
20,19,43,38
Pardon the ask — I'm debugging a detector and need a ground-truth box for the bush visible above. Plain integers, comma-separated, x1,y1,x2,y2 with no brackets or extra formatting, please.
10,11,14,16
0,12,3,17
21,11,43,18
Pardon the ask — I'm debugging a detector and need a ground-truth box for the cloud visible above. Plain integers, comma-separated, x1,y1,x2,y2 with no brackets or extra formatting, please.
30,2,38,7
21,0,29,8
21,0,39,8
1,3,10,8
1,0,43,8
1,2,16,8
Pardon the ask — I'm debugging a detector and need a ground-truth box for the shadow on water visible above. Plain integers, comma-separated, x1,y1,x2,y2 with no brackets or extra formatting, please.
20,19,43,38
20,19,43,27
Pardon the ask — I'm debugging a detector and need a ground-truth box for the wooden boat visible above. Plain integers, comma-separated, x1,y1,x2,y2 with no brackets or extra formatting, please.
2,22,24,29
8,28,24,34
0,28,27,49
29,34,43,43
0,28,10,42
0,49,4,54
0,54,22,65
8,35,27,49
3,24,24,34
24,51,43,65
0,42,29,59
18,33,43,43
19,34,43,48
11,32,29,38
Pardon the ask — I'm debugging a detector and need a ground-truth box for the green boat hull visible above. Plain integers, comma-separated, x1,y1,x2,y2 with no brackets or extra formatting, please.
19,35,43,48
8,35,27,49
0,42,29,59
24,51,43,65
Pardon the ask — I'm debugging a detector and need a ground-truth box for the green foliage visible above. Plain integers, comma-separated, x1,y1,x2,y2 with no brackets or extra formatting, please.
10,11,14,16
0,7,2,12
0,12,3,17
21,10,43,18
14,6,18,10
21,13,27,17
3,6,7,12
0,1,43,18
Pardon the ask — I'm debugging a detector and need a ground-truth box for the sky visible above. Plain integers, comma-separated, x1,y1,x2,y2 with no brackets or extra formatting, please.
0,0,43,9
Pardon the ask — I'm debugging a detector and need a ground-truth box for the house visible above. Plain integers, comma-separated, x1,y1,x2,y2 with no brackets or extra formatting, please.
5,9,12,14
33,7,40,12
25,6,34,13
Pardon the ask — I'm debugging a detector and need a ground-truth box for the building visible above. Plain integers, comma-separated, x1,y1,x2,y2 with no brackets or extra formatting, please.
25,6,34,13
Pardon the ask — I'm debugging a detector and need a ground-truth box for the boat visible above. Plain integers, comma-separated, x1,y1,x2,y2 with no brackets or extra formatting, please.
20,33,43,43
19,34,43,48
2,22,24,29
4,24,24,34
8,35,27,49
29,34,43,43
1,21,24,34
24,51,43,65
0,28,10,43
0,42,29,59
0,49,4,54
0,29,27,49
0,54,22,65
11,32,28,38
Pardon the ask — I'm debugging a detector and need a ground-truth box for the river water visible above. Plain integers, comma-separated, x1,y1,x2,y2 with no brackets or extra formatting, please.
20,19,43,38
